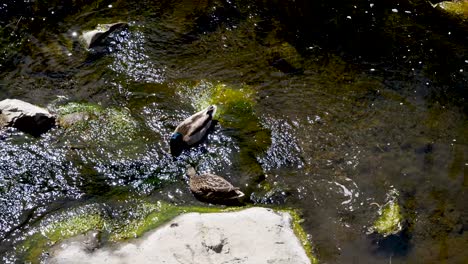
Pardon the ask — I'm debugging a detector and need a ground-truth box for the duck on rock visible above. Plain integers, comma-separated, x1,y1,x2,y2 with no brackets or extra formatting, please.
186,165,245,202
170,105,217,156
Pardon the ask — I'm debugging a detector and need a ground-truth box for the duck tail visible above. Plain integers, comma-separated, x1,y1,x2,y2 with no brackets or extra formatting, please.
234,189,245,198
206,105,217,117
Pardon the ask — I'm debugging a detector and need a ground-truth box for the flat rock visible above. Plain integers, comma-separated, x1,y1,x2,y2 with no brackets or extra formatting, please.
48,207,311,264
0,99,55,136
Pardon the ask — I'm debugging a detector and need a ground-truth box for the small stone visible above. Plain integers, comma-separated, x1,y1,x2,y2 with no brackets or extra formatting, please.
57,112,90,128
81,22,128,49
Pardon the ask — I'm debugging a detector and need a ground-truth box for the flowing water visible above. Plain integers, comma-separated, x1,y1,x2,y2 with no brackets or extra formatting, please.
0,0,467,263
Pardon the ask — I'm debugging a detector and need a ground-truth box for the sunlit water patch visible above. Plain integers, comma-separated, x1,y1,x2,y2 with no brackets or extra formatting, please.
109,26,166,85
257,116,304,171
0,132,81,240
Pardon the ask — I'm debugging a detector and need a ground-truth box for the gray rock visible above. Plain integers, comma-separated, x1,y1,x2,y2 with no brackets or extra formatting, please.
48,207,311,264
57,112,91,128
0,99,56,136
81,22,128,49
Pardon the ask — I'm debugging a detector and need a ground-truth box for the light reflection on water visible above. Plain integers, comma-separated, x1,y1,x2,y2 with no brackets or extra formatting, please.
0,133,81,239
0,0,467,263
257,116,304,171
109,28,166,84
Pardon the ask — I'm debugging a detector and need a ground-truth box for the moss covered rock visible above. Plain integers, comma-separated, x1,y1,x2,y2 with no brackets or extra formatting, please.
19,201,317,264
177,81,270,180
435,1,468,19
56,102,137,144
370,189,404,237
49,207,314,264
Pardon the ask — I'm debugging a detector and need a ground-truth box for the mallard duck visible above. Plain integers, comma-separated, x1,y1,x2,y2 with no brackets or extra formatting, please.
186,166,245,201
170,105,217,156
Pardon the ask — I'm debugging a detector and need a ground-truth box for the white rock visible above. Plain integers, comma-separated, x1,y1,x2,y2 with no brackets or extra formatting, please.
0,99,55,136
81,22,127,49
48,207,311,264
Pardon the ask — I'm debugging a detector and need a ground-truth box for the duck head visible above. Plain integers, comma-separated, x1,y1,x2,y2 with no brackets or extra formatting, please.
186,165,197,178
170,132,185,156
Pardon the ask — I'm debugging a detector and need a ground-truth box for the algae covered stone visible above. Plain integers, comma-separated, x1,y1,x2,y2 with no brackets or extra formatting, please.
373,201,402,236
56,102,137,143
370,189,403,237
433,1,468,18
19,201,317,264
49,207,312,264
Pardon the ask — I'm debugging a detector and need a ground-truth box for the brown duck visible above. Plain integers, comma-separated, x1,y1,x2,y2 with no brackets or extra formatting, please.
186,166,245,201
170,105,217,156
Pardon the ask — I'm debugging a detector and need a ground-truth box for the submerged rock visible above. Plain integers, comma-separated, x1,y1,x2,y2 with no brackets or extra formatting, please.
81,22,128,49
432,1,468,18
57,112,91,128
369,190,404,237
373,201,403,237
48,207,311,264
0,99,55,136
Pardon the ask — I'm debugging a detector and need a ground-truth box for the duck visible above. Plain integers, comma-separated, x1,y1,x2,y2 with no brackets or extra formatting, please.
170,105,217,156
186,165,245,201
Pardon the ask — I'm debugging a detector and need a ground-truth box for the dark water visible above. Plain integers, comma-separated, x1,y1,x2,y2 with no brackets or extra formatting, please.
1,0,467,263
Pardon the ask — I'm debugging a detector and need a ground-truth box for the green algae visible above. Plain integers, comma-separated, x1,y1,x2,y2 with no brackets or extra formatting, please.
57,102,103,116
56,102,138,145
177,81,271,179
372,190,403,237
435,1,468,18
21,213,105,263
373,201,402,237
109,202,241,241
43,214,104,242
286,209,319,264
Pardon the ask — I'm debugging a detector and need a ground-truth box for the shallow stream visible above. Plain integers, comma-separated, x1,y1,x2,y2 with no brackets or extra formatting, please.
1,0,467,263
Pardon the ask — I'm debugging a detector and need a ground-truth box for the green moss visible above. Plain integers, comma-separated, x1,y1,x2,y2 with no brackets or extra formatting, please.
110,202,241,241
21,213,104,263
285,209,319,264
178,81,270,177
57,102,103,116
43,214,104,242
57,102,137,141
266,42,303,70
55,102,142,160
436,1,468,18
373,201,403,237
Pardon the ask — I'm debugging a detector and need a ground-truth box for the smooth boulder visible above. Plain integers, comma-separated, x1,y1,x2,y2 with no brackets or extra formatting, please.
48,207,311,264
0,99,55,136
81,22,128,49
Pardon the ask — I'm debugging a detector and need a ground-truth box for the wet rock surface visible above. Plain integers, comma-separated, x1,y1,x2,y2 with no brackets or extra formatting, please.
81,22,128,49
57,112,91,128
48,207,310,264
0,99,55,136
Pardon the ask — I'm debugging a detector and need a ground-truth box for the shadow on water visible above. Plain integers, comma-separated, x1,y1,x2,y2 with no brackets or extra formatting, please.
0,0,467,263
370,231,412,258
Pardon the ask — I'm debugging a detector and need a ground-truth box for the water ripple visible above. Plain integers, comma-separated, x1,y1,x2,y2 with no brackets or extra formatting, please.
257,116,304,171
109,27,166,84
0,136,81,239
